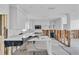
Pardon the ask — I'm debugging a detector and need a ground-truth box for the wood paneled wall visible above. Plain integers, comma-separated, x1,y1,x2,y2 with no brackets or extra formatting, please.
42,30,70,47
71,30,79,39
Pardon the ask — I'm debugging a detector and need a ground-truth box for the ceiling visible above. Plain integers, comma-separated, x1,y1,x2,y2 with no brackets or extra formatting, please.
18,4,79,20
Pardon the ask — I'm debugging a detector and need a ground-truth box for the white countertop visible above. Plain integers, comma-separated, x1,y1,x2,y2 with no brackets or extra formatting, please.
4,32,35,41
28,36,51,41
4,29,51,41
4,35,22,41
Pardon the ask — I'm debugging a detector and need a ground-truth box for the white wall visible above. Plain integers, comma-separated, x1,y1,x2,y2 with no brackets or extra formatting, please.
51,15,68,30
53,18,62,30
9,5,17,29
70,20,79,30
29,17,67,30
9,5,28,36
0,4,9,14
53,14,69,30
17,6,28,30
61,15,68,30
29,19,50,30
0,4,29,37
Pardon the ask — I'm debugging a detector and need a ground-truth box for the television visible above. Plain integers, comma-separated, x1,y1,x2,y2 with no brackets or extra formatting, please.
35,25,41,29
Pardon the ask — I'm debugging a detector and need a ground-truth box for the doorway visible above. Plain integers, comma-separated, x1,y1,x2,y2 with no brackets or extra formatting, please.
0,14,8,55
